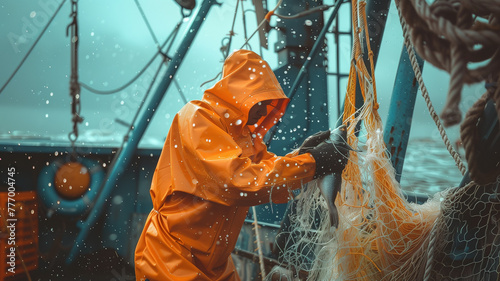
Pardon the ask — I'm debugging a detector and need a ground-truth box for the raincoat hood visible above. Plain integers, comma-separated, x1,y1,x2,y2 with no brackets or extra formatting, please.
203,49,289,138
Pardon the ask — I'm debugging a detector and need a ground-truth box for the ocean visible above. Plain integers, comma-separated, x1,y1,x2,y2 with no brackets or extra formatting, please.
399,138,465,197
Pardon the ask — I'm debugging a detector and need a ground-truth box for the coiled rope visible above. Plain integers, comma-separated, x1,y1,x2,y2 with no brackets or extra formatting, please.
396,0,500,127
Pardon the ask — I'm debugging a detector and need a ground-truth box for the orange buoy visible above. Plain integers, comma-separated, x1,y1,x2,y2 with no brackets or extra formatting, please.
54,162,90,199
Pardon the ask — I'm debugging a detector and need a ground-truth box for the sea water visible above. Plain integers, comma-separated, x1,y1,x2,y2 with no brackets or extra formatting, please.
400,138,465,197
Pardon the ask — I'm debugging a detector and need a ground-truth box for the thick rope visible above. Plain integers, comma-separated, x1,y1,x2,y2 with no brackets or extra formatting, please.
395,0,467,176
397,0,500,127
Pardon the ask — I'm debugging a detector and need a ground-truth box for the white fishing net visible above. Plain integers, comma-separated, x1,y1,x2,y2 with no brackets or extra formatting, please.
271,1,500,279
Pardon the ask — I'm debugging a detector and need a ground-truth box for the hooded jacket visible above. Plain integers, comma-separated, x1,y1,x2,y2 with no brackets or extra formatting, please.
134,50,316,281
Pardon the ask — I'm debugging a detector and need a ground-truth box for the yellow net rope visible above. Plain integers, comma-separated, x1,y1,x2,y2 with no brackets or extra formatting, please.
275,1,500,280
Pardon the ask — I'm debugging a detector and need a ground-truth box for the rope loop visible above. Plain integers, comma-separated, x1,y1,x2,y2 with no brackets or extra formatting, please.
264,10,274,22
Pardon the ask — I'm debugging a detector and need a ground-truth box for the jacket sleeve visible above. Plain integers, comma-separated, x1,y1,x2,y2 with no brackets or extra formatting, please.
181,106,316,206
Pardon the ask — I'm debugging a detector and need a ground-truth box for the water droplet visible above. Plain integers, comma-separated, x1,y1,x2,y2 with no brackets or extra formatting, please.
224,113,230,118
235,119,242,125
113,195,124,205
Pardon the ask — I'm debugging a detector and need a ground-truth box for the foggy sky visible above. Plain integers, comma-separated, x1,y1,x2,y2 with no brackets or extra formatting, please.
0,0,485,147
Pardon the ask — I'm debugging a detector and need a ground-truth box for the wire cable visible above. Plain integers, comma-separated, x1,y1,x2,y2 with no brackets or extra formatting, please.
220,0,241,60
134,0,161,48
79,21,182,95
0,0,67,95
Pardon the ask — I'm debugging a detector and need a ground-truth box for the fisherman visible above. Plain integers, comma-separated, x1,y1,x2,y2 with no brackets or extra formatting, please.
134,49,348,281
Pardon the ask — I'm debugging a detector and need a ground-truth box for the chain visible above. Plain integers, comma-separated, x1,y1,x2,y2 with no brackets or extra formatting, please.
66,0,83,160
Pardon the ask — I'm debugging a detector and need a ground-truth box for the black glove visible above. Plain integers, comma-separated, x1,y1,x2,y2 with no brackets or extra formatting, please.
302,141,350,178
298,130,331,154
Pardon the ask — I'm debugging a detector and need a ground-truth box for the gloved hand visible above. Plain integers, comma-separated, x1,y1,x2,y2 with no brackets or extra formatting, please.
298,130,331,154
301,141,350,178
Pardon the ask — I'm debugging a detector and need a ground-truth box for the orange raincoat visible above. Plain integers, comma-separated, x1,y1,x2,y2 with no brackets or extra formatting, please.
134,50,316,281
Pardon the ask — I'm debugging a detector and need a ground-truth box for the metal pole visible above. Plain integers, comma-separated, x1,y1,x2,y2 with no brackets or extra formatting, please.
383,45,424,182
66,0,216,264
265,0,343,148
286,0,343,101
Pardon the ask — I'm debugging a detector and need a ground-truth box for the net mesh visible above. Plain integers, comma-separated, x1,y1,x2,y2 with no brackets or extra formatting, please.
274,1,500,280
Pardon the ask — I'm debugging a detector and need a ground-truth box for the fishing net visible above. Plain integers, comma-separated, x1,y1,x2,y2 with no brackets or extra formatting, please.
274,1,500,280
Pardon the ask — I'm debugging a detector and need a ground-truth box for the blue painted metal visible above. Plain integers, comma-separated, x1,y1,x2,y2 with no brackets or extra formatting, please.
285,0,343,106
65,0,216,264
383,46,424,182
267,0,343,154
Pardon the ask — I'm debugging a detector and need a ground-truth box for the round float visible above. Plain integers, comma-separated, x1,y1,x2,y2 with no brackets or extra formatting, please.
37,157,104,216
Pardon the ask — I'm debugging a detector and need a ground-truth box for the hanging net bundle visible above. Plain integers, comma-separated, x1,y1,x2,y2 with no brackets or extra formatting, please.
276,1,500,280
